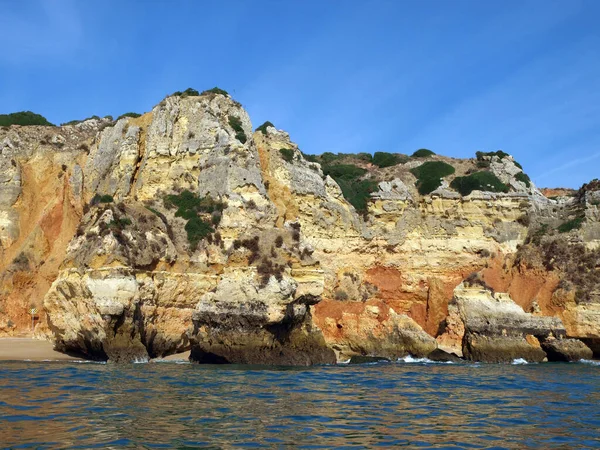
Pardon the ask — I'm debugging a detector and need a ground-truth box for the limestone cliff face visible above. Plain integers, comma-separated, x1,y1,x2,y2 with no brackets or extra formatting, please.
0,91,598,363
0,120,101,334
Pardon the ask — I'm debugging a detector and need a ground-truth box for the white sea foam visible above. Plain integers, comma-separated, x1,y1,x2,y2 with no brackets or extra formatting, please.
512,358,528,365
399,355,433,363
152,358,190,364
397,355,454,364
72,360,106,364
580,359,600,366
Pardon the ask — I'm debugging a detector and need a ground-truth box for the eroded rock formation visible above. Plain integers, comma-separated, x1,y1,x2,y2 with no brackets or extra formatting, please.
0,89,598,363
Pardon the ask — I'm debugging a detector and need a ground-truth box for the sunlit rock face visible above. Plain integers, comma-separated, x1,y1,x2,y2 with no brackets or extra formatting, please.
0,91,598,363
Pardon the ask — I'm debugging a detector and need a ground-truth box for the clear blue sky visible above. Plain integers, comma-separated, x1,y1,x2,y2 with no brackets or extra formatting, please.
1,0,599,188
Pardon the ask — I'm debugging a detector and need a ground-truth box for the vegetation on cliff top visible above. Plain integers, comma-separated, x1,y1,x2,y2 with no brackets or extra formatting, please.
172,88,200,97
372,152,408,168
475,150,528,179
450,171,508,196
201,87,229,97
515,171,531,187
256,121,275,134
0,111,54,127
117,112,142,121
61,115,113,126
301,151,408,169
412,148,435,158
476,150,510,161
410,161,455,195
322,164,377,214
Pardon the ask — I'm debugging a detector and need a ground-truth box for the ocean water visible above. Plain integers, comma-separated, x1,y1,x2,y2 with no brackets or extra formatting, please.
0,358,598,449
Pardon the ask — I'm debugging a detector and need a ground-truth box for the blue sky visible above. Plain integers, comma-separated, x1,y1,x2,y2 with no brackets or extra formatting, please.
1,1,599,188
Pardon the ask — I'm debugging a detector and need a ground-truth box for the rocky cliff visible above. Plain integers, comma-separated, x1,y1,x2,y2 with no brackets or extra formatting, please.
1,89,598,364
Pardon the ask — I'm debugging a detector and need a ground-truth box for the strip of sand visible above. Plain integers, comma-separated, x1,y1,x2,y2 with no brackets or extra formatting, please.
0,338,192,362
0,338,81,361
153,351,191,362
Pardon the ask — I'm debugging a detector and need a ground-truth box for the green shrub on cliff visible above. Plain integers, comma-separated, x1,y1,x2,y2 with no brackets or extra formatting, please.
61,115,102,126
322,164,367,179
515,171,531,187
164,190,224,218
163,190,224,250
372,152,406,168
172,88,200,98
301,152,319,163
0,111,54,127
109,217,132,230
558,217,584,233
255,121,275,134
117,112,141,121
201,87,229,97
279,148,295,163
409,161,455,195
450,171,509,196
411,148,435,158
337,178,378,214
476,150,509,161
91,194,114,204
228,115,247,143
320,152,340,164
322,164,377,213
185,217,214,250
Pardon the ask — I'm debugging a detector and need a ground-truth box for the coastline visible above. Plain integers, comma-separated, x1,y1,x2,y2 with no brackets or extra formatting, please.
0,337,80,361
0,338,191,362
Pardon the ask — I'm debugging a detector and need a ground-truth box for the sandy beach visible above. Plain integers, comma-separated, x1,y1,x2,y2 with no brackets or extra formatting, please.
0,338,81,361
0,338,191,362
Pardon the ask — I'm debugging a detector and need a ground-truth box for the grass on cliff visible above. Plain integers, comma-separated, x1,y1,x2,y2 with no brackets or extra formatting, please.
322,164,377,214
0,111,54,127
450,171,509,196
228,115,247,144
409,161,455,195
163,190,225,250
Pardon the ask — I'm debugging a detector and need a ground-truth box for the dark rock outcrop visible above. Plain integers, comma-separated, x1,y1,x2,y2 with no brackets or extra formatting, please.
542,338,593,362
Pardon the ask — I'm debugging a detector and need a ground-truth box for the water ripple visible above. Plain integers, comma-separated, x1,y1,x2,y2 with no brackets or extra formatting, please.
0,361,598,448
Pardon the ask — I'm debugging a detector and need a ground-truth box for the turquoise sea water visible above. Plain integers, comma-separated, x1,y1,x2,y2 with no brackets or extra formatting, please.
0,358,598,449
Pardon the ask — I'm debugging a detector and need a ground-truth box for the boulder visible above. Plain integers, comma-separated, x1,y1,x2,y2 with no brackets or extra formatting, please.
189,271,335,366
427,348,463,363
453,284,566,363
542,338,593,362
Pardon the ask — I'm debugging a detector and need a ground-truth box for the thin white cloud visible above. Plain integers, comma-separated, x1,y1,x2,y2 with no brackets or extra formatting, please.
535,149,600,182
